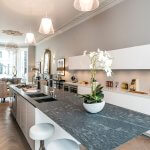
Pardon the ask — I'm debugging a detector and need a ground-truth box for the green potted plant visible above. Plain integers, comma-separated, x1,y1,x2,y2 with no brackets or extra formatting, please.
81,49,112,113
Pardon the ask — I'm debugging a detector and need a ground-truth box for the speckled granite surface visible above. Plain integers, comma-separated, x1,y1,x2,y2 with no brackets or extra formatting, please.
10,85,150,150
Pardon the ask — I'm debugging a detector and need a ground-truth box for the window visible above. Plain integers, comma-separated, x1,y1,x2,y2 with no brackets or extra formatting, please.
0,49,16,77
17,48,28,82
0,48,28,80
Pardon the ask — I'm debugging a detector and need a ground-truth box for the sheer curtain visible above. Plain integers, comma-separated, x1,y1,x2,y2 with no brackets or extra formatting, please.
0,46,28,82
0,47,16,78
17,48,28,82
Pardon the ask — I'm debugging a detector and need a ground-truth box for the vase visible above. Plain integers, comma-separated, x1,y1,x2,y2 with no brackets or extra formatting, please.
83,101,105,113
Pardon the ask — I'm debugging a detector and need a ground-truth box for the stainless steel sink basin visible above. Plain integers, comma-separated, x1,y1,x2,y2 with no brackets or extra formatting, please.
35,97,57,103
27,93,47,98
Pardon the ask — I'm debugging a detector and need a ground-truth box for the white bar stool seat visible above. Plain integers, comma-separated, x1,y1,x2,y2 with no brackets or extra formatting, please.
30,123,54,150
47,139,80,150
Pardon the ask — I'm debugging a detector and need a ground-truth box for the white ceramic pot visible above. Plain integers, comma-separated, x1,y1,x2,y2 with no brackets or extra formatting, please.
83,101,105,113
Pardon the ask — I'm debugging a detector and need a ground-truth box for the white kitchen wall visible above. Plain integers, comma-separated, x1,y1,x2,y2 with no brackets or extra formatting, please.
35,0,150,92
66,70,150,93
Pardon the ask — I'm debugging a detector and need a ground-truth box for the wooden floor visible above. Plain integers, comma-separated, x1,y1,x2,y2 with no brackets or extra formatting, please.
116,135,150,150
0,102,150,150
0,102,31,150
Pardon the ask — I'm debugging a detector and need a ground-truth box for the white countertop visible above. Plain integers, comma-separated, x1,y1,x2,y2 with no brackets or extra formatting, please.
103,87,150,99
64,81,150,99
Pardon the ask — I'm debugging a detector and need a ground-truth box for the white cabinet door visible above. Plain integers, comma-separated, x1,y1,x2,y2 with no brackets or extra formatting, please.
110,45,150,69
14,92,35,150
20,97,27,137
69,44,150,70
26,102,35,150
68,55,90,70
16,95,21,126
103,90,150,115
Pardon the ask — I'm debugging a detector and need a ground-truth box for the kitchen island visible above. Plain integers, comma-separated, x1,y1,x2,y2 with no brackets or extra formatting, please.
10,85,150,150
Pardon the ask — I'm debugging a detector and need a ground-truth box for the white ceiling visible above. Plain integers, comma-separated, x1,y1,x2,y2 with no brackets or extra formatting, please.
0,0,123,46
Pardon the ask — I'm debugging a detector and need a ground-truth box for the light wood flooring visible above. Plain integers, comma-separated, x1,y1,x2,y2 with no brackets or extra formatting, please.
116,135,150,150
0,102,31,150
0,102,150,150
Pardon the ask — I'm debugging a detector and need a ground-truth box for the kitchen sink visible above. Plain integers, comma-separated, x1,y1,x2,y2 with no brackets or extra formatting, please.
27,93,47,98
35,97,57,103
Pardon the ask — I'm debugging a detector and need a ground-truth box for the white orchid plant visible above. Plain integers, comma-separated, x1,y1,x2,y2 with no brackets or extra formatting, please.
81,49,112,104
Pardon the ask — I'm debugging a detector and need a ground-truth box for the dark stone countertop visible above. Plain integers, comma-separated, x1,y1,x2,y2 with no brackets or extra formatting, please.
10,85,150,150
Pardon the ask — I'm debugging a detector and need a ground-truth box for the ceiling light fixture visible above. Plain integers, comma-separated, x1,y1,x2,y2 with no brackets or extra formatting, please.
74,0,99,11
39,17,54,35
25,32,36,44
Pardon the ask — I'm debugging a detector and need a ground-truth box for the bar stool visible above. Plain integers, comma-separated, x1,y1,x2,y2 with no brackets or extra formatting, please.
47,139,80,150
29,123,54,150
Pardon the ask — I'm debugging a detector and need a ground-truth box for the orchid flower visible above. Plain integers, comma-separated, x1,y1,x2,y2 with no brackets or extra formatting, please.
87,48,112,77
83,48,112,97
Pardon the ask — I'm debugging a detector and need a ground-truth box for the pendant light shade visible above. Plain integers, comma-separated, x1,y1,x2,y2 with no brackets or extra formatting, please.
25,32,36,44
39,17,54,35
74,0,99,11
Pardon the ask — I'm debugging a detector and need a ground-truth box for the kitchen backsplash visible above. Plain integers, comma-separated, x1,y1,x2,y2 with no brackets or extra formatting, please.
64,70,150,93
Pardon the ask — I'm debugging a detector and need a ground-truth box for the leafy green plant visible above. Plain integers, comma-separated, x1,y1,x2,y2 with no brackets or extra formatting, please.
80,84,104,104
79,49,112,104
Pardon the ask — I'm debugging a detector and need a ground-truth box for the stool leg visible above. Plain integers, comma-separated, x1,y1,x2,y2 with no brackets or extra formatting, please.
39,140,45,150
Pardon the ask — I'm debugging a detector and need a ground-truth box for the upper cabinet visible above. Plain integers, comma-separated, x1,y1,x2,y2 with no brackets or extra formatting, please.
68,45,150,70
68,55,90,70
110,45,150,69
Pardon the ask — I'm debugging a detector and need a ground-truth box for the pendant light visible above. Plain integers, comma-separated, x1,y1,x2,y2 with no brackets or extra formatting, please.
74,0,99,12
25,32,36,44
25,1,36,45
39,17,54,35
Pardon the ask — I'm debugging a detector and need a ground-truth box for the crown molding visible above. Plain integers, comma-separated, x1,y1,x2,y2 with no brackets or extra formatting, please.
0,42,29,48
36,0,124,46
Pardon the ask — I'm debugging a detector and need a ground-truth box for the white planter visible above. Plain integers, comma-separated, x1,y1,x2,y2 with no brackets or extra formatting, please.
83,101,105,113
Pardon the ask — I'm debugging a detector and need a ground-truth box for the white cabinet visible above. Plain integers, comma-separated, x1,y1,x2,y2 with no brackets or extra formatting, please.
110,45,150,69
68,55,90,70
16,95,21,126
20,96,27,136
16,94,35,150
26,102,35,150
68,44,150,70
103,90,150,115
16,95,26,133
